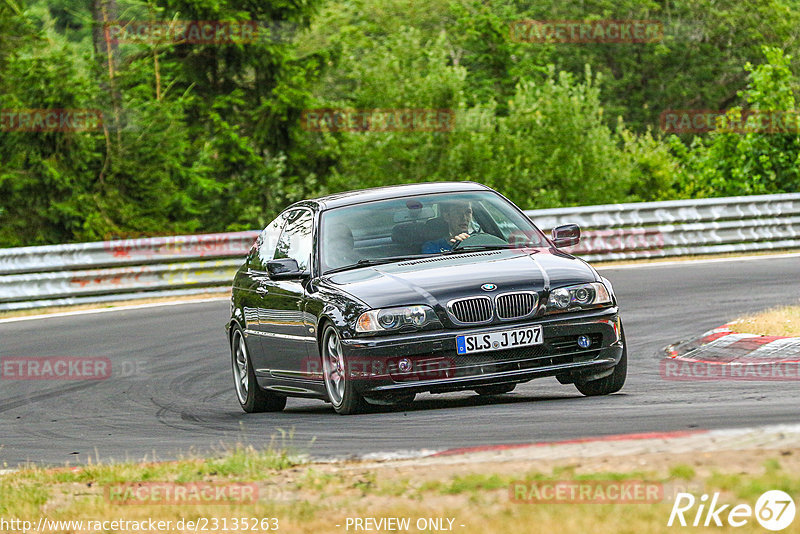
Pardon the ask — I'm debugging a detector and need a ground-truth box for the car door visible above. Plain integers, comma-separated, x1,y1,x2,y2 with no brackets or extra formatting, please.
259,208,316,378
240,215,285,374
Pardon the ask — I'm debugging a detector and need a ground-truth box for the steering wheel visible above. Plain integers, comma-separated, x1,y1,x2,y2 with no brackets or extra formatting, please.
451,232,508,250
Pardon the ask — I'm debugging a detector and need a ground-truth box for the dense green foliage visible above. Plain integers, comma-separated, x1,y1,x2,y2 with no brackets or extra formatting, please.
1,0,799,246
674,47,800,197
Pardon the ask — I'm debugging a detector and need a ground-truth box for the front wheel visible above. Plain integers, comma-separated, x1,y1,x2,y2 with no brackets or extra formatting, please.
574,327,627,396
231,326,286,413
321,325,368,415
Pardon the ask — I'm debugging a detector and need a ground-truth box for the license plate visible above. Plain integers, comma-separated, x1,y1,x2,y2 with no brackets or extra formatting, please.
456,325,543,355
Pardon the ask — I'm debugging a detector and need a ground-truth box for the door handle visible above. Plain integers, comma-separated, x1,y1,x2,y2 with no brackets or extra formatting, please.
256,285,269,295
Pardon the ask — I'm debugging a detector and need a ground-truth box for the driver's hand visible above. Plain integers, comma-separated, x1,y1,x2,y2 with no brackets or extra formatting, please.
449,233,470,244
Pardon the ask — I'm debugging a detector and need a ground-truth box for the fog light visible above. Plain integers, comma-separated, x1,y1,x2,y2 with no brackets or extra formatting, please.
577,335,592,349
398,358,413,372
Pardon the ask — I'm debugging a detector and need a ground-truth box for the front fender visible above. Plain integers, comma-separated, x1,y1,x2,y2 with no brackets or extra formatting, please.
227,299,245,344
320,304,348,331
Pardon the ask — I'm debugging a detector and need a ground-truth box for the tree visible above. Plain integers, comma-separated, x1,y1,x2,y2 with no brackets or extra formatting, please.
675,47,800,197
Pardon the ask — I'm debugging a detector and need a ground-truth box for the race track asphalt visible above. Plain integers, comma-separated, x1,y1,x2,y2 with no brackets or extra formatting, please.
1,255,798,466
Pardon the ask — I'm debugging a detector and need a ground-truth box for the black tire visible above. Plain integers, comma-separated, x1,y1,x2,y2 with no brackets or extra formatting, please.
575,326,627,396
321,324,368,415
230,326,287,413
474,383,517,395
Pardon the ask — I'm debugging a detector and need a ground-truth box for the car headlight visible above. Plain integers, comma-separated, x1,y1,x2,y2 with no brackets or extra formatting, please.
546,282,612,312
356,305,441,334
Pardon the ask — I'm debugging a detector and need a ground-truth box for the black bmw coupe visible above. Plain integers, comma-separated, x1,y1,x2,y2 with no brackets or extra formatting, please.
226,182,626,414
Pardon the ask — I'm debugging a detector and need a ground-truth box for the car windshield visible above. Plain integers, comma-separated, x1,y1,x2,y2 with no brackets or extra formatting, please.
319,190,547,274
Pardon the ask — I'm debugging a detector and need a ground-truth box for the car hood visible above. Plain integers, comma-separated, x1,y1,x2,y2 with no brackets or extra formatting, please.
321,249,598,310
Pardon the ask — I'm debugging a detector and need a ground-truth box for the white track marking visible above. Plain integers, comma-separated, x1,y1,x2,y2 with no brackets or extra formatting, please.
683,333,759,358
743,337,800,359
597,251,800,270
0,297,229,324
343,423,800,466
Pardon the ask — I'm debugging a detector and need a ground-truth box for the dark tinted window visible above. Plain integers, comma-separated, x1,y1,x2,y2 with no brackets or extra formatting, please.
274,209,314,271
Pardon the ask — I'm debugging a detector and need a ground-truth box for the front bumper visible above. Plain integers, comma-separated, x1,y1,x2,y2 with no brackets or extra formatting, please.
341,307,623,394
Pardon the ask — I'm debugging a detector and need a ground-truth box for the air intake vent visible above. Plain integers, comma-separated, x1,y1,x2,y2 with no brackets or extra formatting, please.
397,251,502,266
448,296,493,324
496,292,538,320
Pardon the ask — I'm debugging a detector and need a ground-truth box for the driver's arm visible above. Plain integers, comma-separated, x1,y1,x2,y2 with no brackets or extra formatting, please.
449,233,470,244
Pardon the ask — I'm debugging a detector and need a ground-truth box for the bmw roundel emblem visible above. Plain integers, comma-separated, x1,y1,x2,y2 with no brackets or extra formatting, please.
481,283,497,291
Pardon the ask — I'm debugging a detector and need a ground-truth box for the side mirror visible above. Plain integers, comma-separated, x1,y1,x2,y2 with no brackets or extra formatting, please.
266,258,308,280
551,224,580,248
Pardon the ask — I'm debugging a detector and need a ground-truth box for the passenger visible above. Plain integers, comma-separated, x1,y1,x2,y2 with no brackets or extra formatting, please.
325,222,360,269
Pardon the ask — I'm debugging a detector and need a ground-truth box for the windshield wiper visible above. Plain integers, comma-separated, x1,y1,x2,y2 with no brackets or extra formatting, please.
324,255,431,275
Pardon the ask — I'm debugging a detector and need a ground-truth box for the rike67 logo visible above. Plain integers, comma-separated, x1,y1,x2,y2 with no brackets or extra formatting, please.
668,490,795,531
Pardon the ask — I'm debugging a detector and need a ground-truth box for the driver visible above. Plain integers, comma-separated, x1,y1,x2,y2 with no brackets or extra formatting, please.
422,200,475,253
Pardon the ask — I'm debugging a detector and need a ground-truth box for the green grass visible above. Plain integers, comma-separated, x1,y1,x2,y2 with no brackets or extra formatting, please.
0,480,50,515
18,445,300,487
295,468,338,491
668,464,696,481
2,451,800,534
441,473,509,494
707,462,800,500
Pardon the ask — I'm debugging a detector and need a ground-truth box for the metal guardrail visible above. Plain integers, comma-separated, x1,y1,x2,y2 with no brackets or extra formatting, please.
0,233,258,310
0,231,259,274
1,193,798,311
526,192,800,261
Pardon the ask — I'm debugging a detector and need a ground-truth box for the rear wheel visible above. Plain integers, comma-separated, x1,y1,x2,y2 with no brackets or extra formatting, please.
321,324,368,415
575,326,627,396
231,326,286,413
474,383,516,395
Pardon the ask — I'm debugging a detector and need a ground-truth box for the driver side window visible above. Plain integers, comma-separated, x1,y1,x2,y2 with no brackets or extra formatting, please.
274,209,314,271
249,215,285,271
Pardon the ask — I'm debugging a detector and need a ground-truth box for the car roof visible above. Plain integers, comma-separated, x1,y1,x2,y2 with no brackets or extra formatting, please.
292,181,492,211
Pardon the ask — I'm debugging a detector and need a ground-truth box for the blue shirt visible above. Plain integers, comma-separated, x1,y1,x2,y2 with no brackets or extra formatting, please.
422,238,452,254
